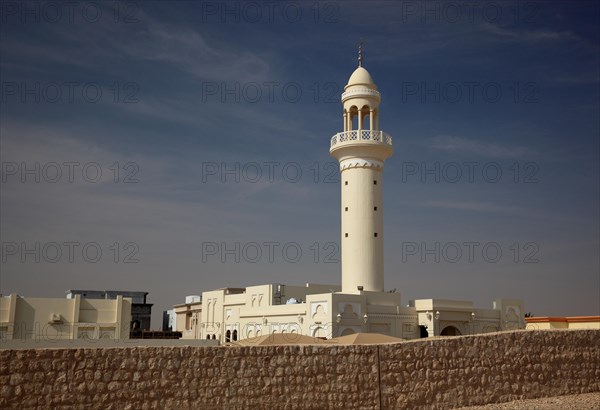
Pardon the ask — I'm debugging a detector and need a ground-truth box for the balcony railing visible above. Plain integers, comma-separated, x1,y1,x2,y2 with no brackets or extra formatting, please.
330,130,393,148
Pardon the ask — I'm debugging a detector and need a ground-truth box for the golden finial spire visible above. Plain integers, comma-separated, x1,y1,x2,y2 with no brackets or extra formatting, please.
358,38,364,67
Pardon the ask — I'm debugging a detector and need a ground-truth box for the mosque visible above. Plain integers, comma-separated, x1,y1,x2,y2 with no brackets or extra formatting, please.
173,49,525,342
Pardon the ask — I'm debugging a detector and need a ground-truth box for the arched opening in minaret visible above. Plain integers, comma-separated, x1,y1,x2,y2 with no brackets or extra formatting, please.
373,109,379,131
349,105,359,131
360,105,371,131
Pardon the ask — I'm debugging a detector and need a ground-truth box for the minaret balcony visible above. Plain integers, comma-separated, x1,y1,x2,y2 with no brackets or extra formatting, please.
330,130,393,150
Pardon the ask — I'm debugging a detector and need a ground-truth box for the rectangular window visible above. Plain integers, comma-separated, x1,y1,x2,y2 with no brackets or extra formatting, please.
374,233,378,237
345,181,348,185
374,206,378,211
374,180,377,185
345,233,348,237
345,207,348,211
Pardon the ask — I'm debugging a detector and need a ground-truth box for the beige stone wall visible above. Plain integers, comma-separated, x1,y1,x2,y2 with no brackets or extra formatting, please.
1,330,598,409
379,330,599,408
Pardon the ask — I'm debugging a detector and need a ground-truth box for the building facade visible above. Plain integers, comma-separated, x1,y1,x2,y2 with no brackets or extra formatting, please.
174,283,524,341
0,293,131,340
173,295,202,338
526,316,600,330
66,289,153,330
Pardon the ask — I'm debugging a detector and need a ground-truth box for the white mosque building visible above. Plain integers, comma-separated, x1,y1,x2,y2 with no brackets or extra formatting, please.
174,51,525,342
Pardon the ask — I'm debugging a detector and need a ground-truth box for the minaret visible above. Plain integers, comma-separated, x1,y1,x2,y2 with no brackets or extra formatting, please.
330,44,393,293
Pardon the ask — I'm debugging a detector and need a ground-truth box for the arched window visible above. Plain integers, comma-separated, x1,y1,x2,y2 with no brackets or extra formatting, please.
343,304,357,319
232,329,238,341
211,301,215,323
225,330,231,342
206,334,211,340
312,304,324,319
440,326,462,336
341,328,355,336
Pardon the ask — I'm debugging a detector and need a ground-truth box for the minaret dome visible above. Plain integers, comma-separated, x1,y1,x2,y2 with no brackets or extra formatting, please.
347,66,375,87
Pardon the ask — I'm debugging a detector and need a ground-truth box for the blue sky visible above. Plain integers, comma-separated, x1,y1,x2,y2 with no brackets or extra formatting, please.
1,0,598,327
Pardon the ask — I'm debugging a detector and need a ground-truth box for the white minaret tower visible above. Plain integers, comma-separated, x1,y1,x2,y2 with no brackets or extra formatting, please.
330,43,393,293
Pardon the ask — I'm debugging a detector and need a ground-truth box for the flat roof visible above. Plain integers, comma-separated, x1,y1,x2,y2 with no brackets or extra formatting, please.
526,316,600,323
66,290,149,295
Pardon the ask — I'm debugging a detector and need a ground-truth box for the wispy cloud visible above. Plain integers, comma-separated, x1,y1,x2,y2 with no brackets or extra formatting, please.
1,6,272,84
421,199,592,226
0,120,327,238
423,200,522,214
134,24,271,83
481,22,581,43
546,72,600,84
430,135,532,159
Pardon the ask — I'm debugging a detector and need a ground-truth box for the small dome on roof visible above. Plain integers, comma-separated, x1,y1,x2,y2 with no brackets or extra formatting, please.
347,66,374,86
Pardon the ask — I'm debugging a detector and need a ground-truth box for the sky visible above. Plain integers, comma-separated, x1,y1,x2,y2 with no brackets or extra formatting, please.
1,0,598,328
